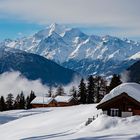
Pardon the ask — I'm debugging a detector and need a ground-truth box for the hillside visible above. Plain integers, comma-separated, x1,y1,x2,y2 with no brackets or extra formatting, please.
0,105,140,139
1,23,140,76
0,47,79,85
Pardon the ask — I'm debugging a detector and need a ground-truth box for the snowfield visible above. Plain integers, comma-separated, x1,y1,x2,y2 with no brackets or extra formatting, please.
0,104,140,140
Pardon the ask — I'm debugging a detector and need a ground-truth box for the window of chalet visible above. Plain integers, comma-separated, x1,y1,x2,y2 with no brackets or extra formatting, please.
110,108,119,117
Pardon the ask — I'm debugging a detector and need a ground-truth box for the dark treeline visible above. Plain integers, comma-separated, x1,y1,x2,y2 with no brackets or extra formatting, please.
0,74,122,111
77,74,122,104
78,75,107,104
49,74,122,104
0,90,36,112
62,74,121,104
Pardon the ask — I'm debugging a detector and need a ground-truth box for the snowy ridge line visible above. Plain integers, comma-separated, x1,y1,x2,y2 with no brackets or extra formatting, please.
1,23,140,63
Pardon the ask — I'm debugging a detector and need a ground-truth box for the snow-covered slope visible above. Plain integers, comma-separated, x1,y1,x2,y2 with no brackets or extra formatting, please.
0,105,140,140
1,23,140,76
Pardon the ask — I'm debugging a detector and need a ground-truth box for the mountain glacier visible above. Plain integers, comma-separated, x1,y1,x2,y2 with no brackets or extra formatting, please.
1,23,140,76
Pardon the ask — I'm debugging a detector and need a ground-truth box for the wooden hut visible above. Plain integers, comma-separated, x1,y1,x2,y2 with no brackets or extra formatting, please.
31,97,57,108
97,83,140,117
54,96,78,107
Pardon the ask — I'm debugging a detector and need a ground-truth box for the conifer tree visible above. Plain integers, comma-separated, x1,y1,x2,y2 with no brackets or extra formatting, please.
69,86,77,98
29,90,36,102
94,76,108,102
14,94,20,109
87,75,95,103
25,95,30,109
0,96,7,111
26,90,36,109
109,74,122,92
6,93,14,110
78,78,87,104
56,85,64,96
48,86,53,97
19,91,25,109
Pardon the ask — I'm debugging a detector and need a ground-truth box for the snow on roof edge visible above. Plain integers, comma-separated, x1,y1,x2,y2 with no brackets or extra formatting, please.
31,96,54,105
99,82,140,105
31,96,74,104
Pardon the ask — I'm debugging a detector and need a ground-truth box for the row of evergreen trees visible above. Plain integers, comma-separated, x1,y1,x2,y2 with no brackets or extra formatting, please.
47,74,122,104
78,74,122,104
0,91,36,112
78,76,107,104
0,74,122,111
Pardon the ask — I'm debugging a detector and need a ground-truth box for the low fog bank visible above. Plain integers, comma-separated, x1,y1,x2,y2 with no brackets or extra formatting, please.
0,71,48,97
0,71,80,97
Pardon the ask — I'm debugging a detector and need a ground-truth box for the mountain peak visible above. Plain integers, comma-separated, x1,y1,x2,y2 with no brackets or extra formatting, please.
48,23,68,36
49,23,59,29
34,23,68,39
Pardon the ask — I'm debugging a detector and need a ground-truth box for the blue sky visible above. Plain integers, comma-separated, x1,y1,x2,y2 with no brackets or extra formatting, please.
0,18,139,42
0,18,45,40
0,0,139,41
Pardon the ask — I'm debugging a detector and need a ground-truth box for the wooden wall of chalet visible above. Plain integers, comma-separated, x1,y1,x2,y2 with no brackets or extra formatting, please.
56,99,78,107
32,98,78,108
32,100,57,108
133,109,140,115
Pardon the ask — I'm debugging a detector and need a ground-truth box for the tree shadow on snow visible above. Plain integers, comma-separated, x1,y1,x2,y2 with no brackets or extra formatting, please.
21,130,75,140
130,135,140,140
72,134,139,140
21,132,140,140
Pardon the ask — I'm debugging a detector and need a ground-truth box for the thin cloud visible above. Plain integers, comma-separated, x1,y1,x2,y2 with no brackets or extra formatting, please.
0,0,139,26
0,0,139,39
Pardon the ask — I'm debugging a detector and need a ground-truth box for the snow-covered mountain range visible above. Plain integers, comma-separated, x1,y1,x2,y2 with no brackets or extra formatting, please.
1,23,140,76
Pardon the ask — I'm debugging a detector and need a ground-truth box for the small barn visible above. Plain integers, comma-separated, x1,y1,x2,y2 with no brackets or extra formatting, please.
96,83,140,117
55,96,78,107
31,97,57,108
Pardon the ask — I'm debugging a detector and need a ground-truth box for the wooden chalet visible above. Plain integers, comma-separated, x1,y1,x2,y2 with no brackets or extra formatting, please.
31,96,78,108
55,96,78,107
97,83,140,117
31,97,57,108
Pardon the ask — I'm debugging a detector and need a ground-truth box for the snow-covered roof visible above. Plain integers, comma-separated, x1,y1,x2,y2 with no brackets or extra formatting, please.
100,83,140,104
31,97,53,105
55,96,74,103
